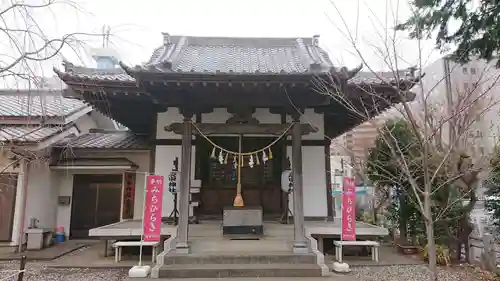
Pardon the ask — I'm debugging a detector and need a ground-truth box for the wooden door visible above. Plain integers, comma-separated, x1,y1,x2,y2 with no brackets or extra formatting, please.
199,137,283,218
0,174,17,241
70,174,122,238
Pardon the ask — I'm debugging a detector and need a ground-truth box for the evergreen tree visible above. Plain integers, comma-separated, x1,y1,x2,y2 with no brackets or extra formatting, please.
397,0,500,66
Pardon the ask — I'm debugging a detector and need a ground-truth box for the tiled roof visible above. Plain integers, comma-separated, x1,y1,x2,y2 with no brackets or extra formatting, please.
0,125,67,143
55,130,148,149
54,33,421,89
55,63,135,83
143,35,334,74
0,90,90,118
55,34,338,82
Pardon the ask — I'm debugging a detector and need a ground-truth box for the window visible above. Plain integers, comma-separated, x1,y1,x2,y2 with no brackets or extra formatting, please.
462,67,468,74
471,68,476,75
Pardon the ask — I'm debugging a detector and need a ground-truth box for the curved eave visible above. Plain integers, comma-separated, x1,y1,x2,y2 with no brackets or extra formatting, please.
348,73,425,92
53,67,140,90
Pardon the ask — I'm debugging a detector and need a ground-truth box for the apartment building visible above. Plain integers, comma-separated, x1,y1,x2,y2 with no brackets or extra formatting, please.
411,56,500,155
331,57,500,181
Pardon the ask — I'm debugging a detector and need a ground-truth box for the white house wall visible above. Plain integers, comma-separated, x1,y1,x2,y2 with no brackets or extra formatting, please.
23,158,58,234
6,156,25,248
4,157,45,249
54,151,150,236
5,111,124,247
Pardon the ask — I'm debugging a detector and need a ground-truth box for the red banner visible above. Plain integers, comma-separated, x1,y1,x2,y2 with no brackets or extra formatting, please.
143,175,164,242
341,177,356,241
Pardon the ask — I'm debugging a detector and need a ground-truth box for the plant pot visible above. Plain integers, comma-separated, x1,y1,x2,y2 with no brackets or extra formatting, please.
397,244,420,255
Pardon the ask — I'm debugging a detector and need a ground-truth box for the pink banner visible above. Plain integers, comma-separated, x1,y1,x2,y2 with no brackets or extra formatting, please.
143,175,164,242
341,177,356,241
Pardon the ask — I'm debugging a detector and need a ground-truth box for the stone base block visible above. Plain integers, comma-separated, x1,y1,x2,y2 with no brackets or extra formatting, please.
222,206,263,236
128,265,151,278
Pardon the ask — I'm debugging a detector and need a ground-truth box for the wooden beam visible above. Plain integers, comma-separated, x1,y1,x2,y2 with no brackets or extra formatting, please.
164,123,317,136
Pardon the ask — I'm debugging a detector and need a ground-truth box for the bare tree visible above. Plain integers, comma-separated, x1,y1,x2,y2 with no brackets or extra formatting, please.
319,1,500,280
0,0,103,160
0,1,103,253
0,0,101,87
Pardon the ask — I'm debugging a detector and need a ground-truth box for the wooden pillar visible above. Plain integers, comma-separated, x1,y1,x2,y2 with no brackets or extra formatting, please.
324,137,333,220
291,114,308,253
323,113,334,220
176,113,192,254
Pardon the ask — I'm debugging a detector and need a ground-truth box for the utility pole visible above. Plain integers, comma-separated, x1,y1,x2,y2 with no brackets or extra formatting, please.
102,25,111,48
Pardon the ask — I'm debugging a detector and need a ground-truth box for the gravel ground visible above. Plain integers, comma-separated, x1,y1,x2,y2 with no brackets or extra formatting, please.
0,261,127,281
350,265,490,281
0,262,491,281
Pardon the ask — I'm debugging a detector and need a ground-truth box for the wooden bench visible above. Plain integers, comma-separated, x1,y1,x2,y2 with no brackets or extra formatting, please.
333,240,380,263
113,241,160,263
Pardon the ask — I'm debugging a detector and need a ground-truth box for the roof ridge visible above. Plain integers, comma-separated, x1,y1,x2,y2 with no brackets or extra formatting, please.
88,128,131,134
0,89,64,95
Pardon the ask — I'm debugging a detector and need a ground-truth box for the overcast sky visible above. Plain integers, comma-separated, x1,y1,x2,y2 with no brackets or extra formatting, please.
3,0,445,83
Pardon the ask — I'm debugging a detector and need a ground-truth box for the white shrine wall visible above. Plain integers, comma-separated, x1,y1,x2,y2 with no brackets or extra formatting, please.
154,107,328,218
286,109,327,218
156,108,199,217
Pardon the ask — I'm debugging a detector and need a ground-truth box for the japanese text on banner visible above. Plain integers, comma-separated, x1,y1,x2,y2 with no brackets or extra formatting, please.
143,175,164,242
341,177,356,241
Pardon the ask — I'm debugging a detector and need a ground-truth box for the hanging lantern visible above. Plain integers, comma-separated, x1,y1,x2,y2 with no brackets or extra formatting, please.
249,154,254,168
281,169,293,193
224,153,228,164
210,147,216,159
218,150,224,164
241,155,244,167
268,148,273,160
256,153,260,165
233,155,237,168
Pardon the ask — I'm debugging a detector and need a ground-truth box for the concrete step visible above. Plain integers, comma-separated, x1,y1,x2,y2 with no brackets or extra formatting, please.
164,252,317,265
190,238,292,253
158,263,323,278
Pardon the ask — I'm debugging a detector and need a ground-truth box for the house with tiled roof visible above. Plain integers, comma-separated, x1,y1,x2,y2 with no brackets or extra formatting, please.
0,89,89,251
0,76,149,253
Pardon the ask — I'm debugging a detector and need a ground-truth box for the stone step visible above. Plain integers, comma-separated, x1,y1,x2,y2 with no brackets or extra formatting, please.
158,263,322,278
190,238,293,253
164,253,317,265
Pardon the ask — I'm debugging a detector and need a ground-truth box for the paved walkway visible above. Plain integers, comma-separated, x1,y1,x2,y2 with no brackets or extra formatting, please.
0,240,91,261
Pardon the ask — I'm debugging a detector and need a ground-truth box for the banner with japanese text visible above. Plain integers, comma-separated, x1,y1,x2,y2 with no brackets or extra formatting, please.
143,175,164,242
341,177,356,241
